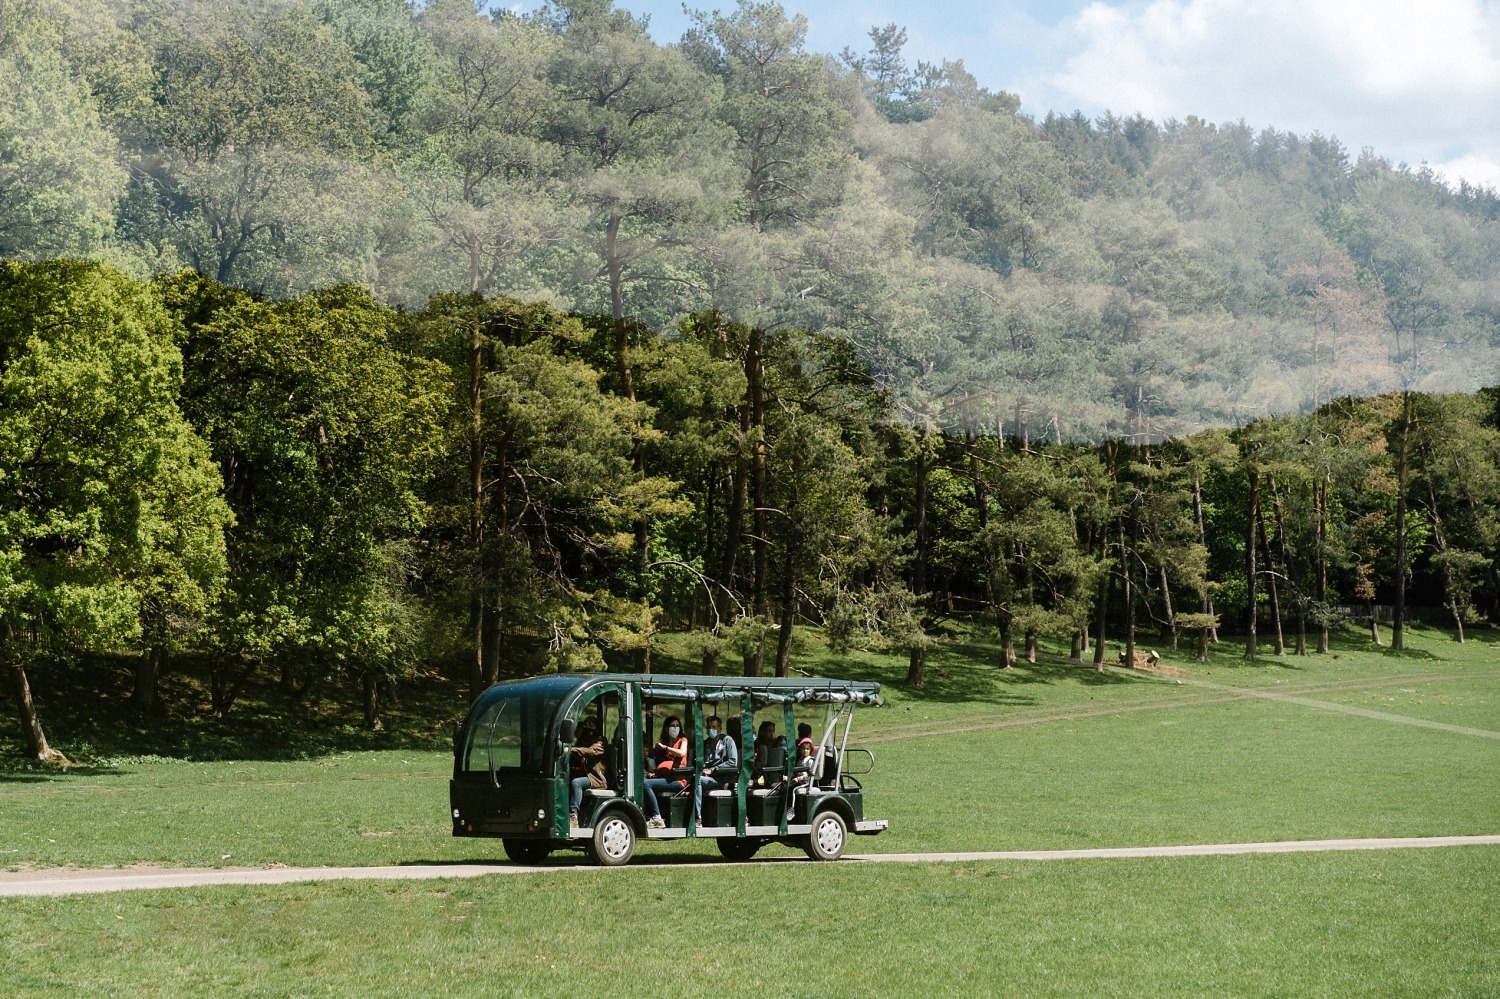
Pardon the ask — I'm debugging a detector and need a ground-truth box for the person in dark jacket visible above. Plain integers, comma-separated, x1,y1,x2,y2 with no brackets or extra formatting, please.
566,718,607,829
695,714,739,825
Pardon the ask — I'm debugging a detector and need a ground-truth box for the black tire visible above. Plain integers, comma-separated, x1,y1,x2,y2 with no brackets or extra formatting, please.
716,837,762,862
502,838,552,864
588,812,637,867
804,811,847,861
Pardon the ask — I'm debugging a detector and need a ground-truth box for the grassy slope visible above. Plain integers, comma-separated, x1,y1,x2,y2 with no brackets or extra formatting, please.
1,623,1496,995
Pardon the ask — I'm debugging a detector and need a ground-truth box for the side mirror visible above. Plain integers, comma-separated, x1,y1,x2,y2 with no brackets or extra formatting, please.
558,719,576,744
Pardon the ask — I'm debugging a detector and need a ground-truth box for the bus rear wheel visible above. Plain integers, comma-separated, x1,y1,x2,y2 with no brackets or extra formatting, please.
588,813,637,866
717,837,762,862
503,838,552,864
804,811,847,861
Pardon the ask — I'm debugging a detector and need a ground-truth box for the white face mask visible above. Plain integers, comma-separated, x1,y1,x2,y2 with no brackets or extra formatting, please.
667,726,680,739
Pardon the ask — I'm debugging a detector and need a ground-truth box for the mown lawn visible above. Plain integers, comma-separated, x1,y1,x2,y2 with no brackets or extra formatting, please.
0,623,1496,996
1,624,1496,869
3,848,1497,997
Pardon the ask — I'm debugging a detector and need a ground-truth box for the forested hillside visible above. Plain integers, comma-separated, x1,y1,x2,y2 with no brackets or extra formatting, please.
4,0,1500,759
5,0,1500,436
4,257,1499,760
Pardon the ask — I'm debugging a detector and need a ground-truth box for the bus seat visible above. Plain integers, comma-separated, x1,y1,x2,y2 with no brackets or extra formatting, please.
818,748,838,789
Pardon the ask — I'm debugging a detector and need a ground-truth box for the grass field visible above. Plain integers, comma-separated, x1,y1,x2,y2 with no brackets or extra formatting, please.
1,622,1497,995
3,849,1498,997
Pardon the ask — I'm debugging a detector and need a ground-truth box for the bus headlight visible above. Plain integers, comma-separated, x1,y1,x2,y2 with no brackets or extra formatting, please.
452,808,461,819
536,808,546,820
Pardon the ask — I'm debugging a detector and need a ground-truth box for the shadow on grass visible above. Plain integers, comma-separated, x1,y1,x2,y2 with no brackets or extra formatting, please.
0,765,126,782
1,651,470,767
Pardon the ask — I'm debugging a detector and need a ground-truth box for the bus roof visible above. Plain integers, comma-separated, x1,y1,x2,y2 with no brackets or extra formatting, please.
474,673,883,706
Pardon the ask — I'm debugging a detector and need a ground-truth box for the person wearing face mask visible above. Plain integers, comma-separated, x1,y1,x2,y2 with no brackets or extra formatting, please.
641,715,688,829
694,714,740,825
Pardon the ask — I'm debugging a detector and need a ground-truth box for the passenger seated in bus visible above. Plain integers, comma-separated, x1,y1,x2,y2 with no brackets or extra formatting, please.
752,721,787,786
642,715,688,829
786,739,817,821
797,723,813,743
565,719,607,829
695,714,739,825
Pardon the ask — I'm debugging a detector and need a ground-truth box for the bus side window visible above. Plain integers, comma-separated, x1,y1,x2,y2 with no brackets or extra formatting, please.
600,693,623,791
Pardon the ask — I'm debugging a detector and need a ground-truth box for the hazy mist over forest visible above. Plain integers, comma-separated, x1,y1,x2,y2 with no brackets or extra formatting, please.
6,0,1500,440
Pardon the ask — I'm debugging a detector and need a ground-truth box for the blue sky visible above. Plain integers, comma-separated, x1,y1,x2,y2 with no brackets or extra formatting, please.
518,0,1500,191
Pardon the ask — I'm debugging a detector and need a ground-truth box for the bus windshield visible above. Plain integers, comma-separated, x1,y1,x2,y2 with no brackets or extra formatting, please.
461,685,565,775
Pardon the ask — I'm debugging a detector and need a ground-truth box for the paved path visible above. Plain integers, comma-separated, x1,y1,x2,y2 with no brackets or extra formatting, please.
4,835,1497,897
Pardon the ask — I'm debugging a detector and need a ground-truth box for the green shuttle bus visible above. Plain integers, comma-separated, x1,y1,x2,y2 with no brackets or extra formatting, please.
450,673,888,865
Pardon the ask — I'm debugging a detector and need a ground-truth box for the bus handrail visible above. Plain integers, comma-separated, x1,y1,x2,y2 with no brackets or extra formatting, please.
841,747,875,776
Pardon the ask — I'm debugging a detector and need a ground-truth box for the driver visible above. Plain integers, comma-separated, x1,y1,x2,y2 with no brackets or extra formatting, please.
565,718,607,830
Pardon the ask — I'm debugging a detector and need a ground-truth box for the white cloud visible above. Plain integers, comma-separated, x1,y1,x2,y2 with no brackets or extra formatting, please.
1043,0,1500,189
1433,152,1500,191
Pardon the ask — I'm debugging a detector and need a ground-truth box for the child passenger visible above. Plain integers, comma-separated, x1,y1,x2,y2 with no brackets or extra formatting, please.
786,738,816,820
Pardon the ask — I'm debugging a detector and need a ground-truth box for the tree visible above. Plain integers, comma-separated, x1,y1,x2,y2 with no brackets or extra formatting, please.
314,0,431,138
410,1,566,301
1411,393,1500,642
415,294,674,690
545,0,722,667
124,0,379,295
685,0,852,231
0,261,228,758
0,0,125,259
167,276,449,718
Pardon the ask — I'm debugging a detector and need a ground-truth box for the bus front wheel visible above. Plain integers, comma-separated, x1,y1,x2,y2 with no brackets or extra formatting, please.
588,813,637,866
804,811,847,861
503,838,552,864
717,837,762,862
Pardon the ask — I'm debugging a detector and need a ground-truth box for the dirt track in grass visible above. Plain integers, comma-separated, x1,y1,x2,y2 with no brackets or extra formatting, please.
858,669,1500,744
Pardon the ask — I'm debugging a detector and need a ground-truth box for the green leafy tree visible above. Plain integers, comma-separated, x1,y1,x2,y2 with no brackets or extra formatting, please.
408,0,566,302
124,0,378,294
166,276,449,719
0,261,228,758
684,0,851,231
0,0,125,259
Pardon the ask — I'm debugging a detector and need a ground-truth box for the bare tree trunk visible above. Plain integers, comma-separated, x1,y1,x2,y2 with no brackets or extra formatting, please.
1424,475,1467,645
1092,543,1109,671
1256,485,1284,655
747,327,767,678
1245,466,1259,662
132,646,164,715
9,654,63,763
1392,391,1413,652
1193,472,1219,643
1316,478,1330,654
998,619,1016,668
362,670,382,730
1070,630,1084,663
468,298,486,699
774,536,797,678
482,607,501,686
1024,629,1038,664
1122,517,1136,669
1268,475,1306,655
906,432,930,687
967,428,1003,672
1159,565,1177,649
